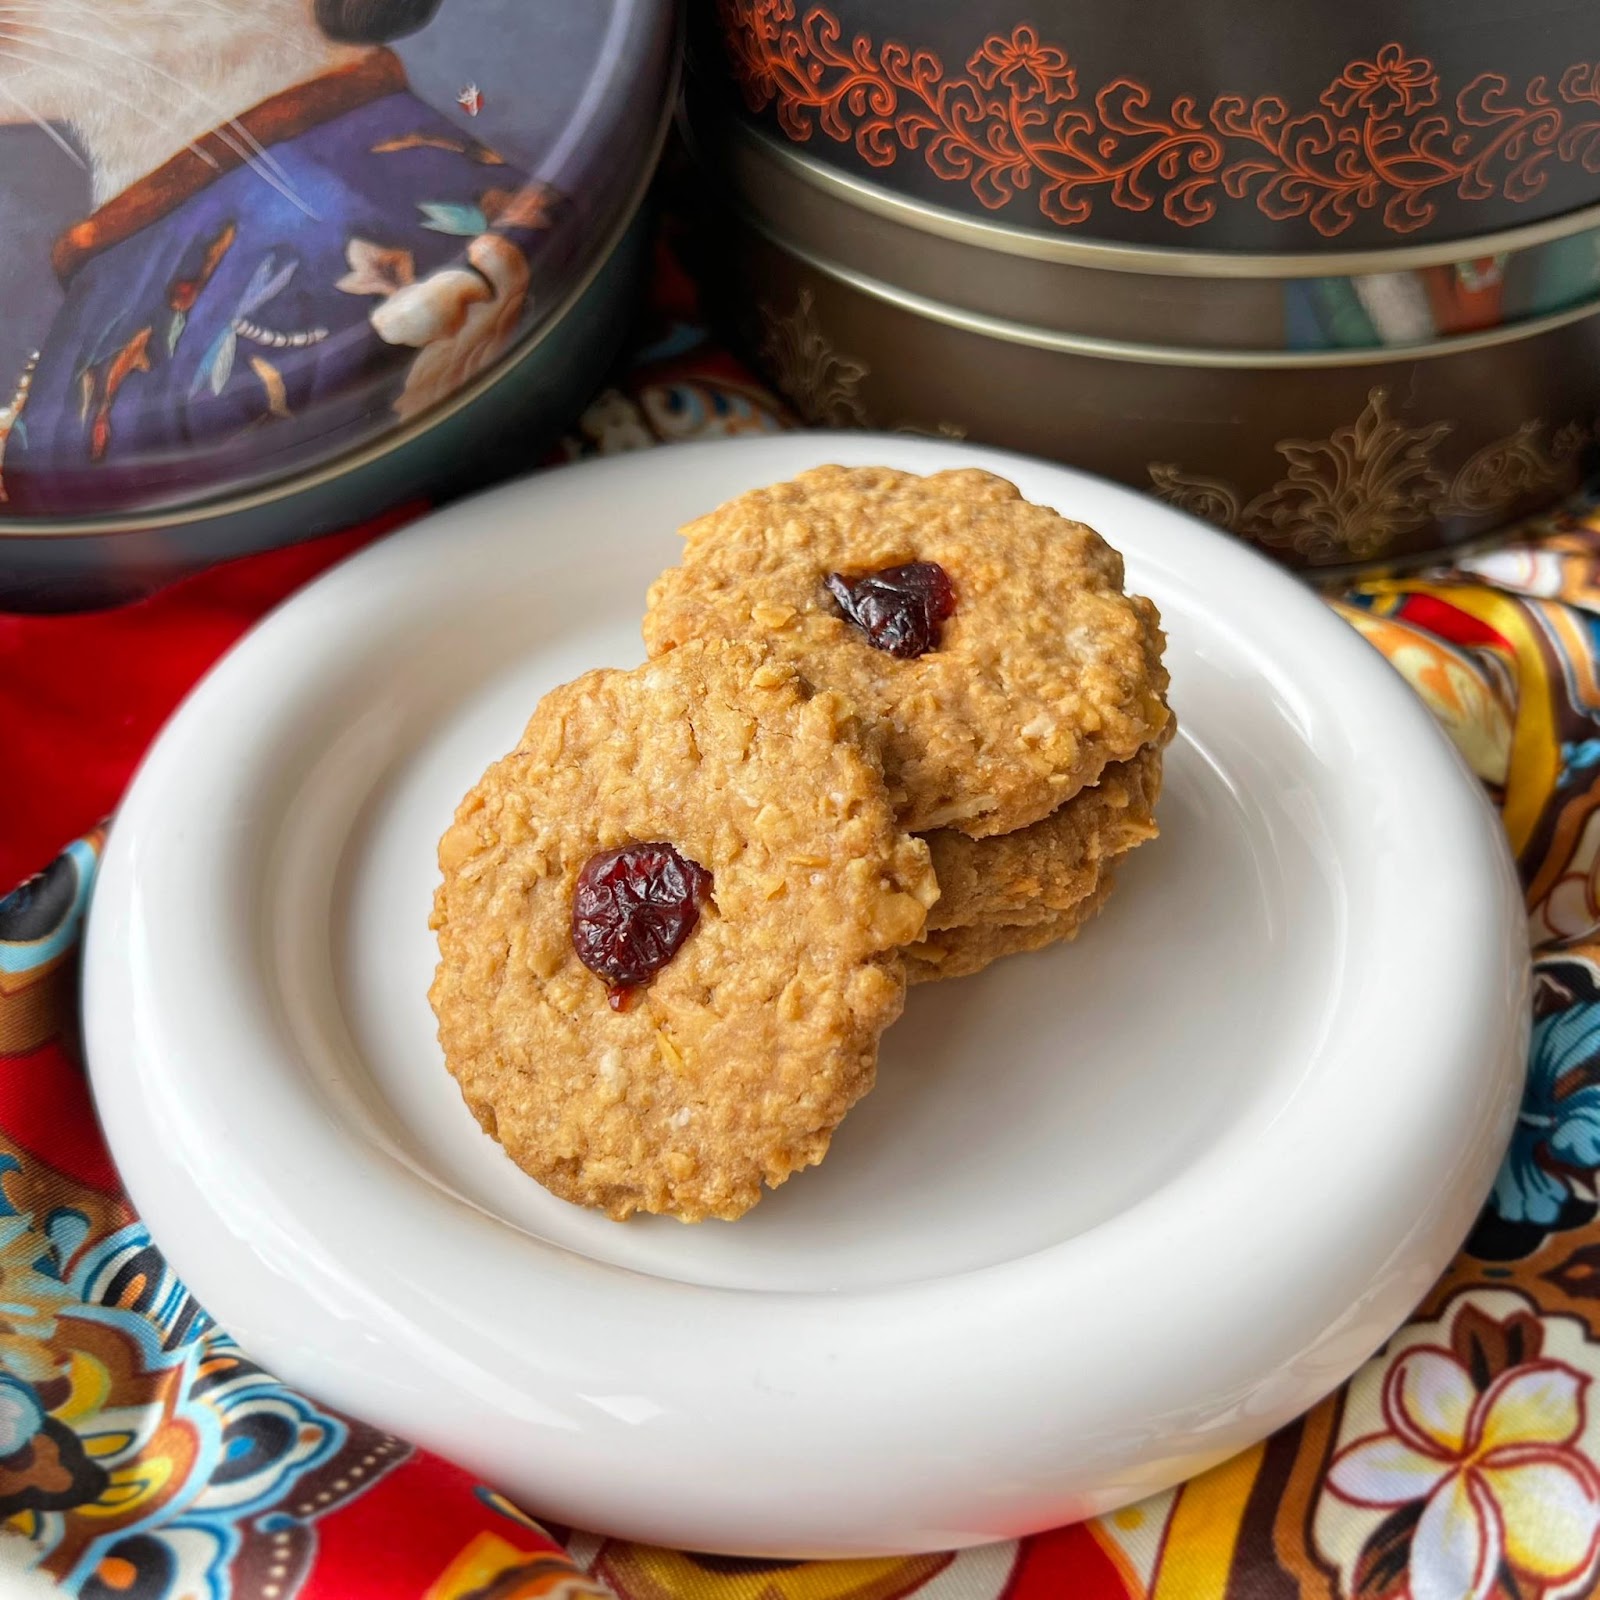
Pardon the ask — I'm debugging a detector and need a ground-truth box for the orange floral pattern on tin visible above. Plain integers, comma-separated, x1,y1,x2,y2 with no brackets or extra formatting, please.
717,1,1600,236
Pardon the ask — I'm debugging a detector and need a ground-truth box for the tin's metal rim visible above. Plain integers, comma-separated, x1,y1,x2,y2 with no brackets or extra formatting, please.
0,35,681,542
721,108,1600,282
736,200,1600,369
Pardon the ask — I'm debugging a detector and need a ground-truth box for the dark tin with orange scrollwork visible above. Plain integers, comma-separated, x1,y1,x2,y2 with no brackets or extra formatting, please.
705,0,1600,250
685,84,1600,573
702,213,1600,572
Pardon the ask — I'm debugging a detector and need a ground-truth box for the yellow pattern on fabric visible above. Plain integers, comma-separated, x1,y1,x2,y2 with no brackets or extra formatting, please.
1330,603,1513,783
594,1546,955,1600
1366,582,1559,855
1147,1442,1265,1600
425,1531,610,1598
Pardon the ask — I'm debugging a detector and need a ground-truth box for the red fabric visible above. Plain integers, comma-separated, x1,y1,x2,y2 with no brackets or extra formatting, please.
305,1454,559,1599
0,509,414,887
1007,1524,1136,1599
1393,591,1510,651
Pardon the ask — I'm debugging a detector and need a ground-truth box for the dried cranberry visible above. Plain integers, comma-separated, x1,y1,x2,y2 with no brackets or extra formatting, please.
824,560,956,659
571,841,713,1008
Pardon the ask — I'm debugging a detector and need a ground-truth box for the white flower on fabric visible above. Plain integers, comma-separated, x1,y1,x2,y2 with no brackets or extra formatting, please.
1328,1344,1600,1600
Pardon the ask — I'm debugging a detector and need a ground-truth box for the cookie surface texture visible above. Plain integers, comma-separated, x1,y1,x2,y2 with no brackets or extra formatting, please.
924,738,1164,931
429,639,938,1222
644,466,1170,837
907,872,1117,984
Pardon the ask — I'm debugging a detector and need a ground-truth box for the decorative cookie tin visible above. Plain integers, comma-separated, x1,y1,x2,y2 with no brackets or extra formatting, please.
704,0,1600,252
0,0,678,607
705,114,1600,353
689,103,1600,571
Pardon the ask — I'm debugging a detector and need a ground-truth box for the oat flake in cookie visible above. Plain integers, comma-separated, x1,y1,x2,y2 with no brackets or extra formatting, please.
644,466,1171,837
428,639,938,1222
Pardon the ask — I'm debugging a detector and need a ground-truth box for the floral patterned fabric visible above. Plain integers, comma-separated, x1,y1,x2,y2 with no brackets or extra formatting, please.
4,214,1600,1600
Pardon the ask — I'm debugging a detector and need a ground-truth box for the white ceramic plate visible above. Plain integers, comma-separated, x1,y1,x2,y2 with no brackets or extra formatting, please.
83,435,1530,1558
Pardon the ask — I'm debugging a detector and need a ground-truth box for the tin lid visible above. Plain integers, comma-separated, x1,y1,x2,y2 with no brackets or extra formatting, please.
0,0,677,520
693,105,1600,356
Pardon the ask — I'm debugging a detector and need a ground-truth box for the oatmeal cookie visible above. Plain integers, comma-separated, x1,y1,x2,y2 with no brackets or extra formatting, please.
429,639,939,1222
906,872,1117,984
924,737,1164,931
643,465,1170,837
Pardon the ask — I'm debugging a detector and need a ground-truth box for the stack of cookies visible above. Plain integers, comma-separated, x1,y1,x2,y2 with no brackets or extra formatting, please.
430,466,1170,1223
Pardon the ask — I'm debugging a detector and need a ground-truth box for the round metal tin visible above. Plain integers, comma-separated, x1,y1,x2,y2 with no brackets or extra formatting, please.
699,196,1600,571
695,106,1600,353
0,1,677,560
1,208,654,607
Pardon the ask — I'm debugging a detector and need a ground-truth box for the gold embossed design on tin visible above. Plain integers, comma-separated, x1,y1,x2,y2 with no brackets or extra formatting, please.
757,289,966,438
1150,388,1591,563
758,287,870,426
719,209,1599,569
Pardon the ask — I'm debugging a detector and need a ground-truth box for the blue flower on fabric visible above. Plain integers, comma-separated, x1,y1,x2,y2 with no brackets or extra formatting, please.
1560,738,1600,785
1491,962,1600,1230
